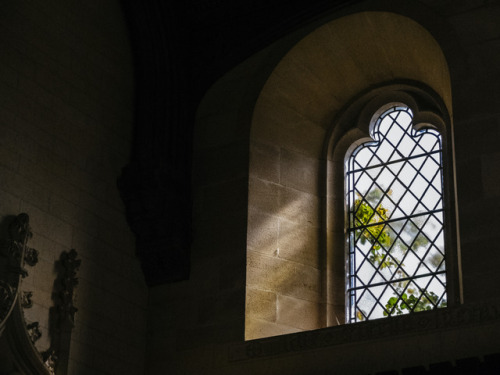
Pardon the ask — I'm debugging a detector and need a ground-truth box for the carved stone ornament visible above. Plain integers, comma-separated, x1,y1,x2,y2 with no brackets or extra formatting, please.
41,249,81,374
26,321,42,344
24,247,39,267
59,249,81,325
0,281,15,324
0,213,34,331
0,214,79,374
43,350,57,375
22,291,33,309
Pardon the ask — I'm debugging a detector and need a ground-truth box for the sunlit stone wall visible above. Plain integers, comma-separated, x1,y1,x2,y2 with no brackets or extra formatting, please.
246,11,452,340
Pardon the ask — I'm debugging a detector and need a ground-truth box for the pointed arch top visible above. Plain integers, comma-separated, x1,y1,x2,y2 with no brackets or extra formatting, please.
251,11,452,159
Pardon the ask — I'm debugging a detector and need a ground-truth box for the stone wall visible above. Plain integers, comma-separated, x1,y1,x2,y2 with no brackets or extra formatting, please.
0,1,147,374
147,1,500,374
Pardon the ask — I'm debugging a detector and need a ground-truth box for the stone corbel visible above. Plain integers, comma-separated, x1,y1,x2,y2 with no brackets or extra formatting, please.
0,213,34,336
0,214,80,375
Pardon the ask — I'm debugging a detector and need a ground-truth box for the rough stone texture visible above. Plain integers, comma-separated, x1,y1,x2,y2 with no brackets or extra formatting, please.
4,1,500,374
0,1,147,374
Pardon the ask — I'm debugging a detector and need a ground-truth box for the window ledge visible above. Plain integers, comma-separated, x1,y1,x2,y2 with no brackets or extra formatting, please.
229,301,500,361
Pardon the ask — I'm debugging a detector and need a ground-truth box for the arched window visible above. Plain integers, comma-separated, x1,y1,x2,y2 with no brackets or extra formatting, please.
345,103,448,323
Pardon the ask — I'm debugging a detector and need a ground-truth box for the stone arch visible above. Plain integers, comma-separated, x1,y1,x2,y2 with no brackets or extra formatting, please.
246,11,453,339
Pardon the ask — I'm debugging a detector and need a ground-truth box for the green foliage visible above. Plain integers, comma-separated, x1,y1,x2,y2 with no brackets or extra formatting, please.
352,189,446,319
383,290,447,316
354,190,395,269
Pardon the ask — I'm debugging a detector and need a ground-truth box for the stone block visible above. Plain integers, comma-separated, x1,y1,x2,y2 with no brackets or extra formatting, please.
0,167,50,211
19,202,73,247
277,219,321,268
247,251,322,302
0,188,21,215
277,294,324,330
245,316,301,340
247,208,279,255
248,176,281,216
280,147,322,195
278,185,320,227
249,141,280,183
246,288,277,322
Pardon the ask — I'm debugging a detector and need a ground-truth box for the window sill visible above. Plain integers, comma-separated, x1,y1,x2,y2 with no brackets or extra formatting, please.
229,302,500,361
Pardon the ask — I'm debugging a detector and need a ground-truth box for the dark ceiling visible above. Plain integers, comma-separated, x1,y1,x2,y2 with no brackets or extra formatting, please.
118,0,360,286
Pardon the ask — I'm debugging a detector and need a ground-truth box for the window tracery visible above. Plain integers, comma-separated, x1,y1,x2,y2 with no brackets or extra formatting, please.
345,104,447,322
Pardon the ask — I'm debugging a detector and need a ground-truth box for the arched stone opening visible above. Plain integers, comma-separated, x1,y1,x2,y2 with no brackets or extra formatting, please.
246,11,454,340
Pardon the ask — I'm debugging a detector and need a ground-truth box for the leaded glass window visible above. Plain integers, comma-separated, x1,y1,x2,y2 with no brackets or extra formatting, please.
346,105,447,323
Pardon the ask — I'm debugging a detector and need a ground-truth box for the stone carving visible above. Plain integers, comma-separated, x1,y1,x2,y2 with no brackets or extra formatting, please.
0,281,15,320
24,247,39,267
229,302,500,361
41,249,81,373
26,321,42,344
58,249,81,325
21,291,33,309
0,214,37,329
43,350,57,375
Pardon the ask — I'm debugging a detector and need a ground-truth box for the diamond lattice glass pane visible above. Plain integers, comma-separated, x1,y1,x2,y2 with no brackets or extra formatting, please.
375,140,394,163
433,230,445,253
346,105,447,323
377,196,396,221
357,260,376,285
430,137,441,152
398,191,419,216
437,273,447,289
420,156,440,180
408,174,428,200
387,179,406,207
409,156,426,172
421,187,441,211
355,173,374,196
387,218,405,233
399,220,419,246
385,122,404,144
413,232,432,260
413,275,432,293
398,163,417,188
427,277,446,300
379,224,397,251
377,167,396,190
397,111,412,128
353,147,373,168
354,237,372,257
366,166,383,180
399,250,420,277
357,289,377,319
377,254,400,280
398,135,417,157
431,152,441,165
389,236,407,260
377,116,391,136
423,246,445,272
367,152,383,168
421,215,441,242
387,160,404,177
419,133,437,151
369,285,387,319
